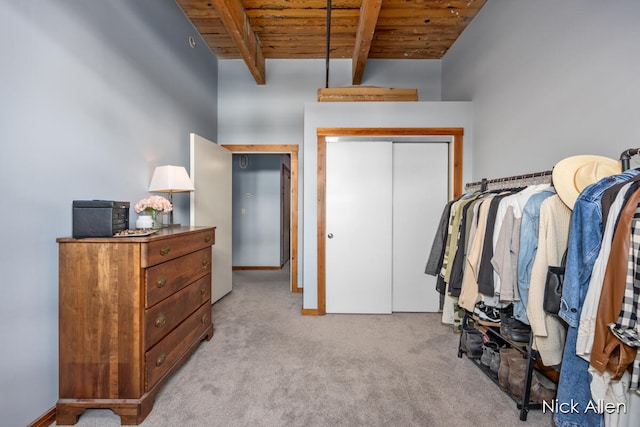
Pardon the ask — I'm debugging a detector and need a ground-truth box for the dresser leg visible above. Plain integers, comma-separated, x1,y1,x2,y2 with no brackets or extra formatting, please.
55,404,85,425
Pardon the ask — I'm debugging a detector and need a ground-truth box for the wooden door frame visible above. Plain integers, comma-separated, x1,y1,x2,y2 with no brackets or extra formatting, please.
315,128,463,315
221,144,300,293
280,163,291,267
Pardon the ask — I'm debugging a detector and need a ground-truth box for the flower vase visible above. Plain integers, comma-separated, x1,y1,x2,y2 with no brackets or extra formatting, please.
151,210,163,229
135,214,153,229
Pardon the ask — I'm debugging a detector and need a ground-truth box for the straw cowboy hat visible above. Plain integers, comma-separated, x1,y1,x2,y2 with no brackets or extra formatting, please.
552,155,621,210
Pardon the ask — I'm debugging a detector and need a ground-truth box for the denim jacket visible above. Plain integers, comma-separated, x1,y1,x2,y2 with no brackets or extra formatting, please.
514,188,555,324
555,171,638,427
559,170,639,328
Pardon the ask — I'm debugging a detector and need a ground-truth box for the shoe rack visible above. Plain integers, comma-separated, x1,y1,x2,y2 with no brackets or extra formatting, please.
457,310,558,421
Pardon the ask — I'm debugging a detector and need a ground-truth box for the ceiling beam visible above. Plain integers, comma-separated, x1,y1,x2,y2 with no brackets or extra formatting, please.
210,0,266,84
351,0,383,85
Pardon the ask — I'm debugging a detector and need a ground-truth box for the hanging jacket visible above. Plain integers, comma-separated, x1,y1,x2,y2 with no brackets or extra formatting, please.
590,186,640,380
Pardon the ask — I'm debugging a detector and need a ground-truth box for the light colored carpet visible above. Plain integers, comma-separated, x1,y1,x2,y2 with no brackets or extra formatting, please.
52,266,554,426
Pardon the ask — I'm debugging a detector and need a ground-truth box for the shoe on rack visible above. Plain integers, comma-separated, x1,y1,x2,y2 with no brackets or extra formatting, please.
474,304,501,324
498,347,521,390
500,305,514,337
490,348,501,374
530,381,556,404
460,325,484,359
481,341,499,367
508,319,532,343
508,362,557,404
499,305,531,343
507,356,528,400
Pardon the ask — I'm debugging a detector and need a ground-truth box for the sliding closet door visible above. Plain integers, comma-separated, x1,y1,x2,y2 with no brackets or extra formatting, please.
392,142,448,312
325,140,393,314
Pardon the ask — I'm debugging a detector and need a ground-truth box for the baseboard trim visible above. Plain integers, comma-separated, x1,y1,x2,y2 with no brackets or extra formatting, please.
301,308,323,316
28,406,56,427
232,266,281,270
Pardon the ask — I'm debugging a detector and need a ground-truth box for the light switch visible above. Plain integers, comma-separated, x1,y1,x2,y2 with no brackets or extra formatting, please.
241,208,246,216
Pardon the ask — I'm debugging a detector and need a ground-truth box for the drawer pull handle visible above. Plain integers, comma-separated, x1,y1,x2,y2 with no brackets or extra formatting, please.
204,235,212,243
157,277,167,288
160,246,171,256
201,287,207,295
156,353,167,367
201,314,209,324
202,259,210,268
155,314,167,328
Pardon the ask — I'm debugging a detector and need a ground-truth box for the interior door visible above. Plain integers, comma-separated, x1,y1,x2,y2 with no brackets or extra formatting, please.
392,142,449,312
190,133,232,303
325,140,393,314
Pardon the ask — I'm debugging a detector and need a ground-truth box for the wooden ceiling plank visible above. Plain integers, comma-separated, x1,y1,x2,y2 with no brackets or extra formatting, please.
352,0,383,85
378,8,479,19
176,0,220,18
243,0,362,8
245,8,361,19
381,0,486,10
210,0,266,84
179,0,488,72
317,87,418,102
250,16,360,27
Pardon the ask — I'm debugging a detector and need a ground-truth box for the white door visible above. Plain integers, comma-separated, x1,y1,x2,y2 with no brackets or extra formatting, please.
325,140,393,314
392,143,449,312
190,133,233,303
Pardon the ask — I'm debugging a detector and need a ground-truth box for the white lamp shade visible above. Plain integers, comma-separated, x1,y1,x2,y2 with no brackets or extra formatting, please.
148,165,195,193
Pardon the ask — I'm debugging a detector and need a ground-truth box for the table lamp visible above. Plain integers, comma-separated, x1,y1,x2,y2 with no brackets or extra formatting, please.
148,165,195,226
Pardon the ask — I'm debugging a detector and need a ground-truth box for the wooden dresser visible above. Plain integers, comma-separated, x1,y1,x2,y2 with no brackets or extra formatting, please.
56,226,216,425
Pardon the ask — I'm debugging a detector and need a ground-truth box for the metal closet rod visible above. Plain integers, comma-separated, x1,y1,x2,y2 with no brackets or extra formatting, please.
465,170,553,191
465,149,638,192
620,148,639,171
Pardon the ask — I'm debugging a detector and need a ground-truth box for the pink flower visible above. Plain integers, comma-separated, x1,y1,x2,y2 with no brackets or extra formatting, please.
134,195,173,214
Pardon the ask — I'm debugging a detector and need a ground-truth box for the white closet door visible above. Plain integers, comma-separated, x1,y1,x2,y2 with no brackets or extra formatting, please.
325,140,393,314
392,142,449,312
190,133,233,304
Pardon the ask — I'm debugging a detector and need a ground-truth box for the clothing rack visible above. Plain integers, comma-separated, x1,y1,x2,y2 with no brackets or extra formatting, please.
465,170,553,193
466,149,636,193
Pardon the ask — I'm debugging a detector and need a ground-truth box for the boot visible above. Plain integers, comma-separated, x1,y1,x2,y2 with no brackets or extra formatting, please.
490,346,501,374
498,347,521,390
507,356,528,400
529,371,556,404
530,381,556,404
481,341,499,367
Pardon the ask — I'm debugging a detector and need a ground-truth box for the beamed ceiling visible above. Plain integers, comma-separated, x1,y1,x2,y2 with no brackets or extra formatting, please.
176,0,487,85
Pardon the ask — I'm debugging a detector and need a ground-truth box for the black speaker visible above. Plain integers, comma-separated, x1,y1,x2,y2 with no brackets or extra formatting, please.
72,200,130,238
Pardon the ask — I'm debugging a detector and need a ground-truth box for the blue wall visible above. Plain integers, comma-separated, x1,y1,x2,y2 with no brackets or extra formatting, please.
0,1,218,425
232,154,283,267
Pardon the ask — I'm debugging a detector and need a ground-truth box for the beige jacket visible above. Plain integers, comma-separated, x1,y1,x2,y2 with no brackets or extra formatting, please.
526,194,571,366
459,195,495,311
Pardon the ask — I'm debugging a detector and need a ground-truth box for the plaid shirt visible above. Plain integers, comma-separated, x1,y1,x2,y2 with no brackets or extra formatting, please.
608,215,640,391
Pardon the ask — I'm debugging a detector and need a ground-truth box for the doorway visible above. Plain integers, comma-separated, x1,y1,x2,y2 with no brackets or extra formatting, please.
222,144,300,293
315,127,464,315
281,163,291,267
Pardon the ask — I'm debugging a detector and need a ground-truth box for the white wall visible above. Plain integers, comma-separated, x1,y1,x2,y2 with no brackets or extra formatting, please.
0,1,218,425
302,102,474,310
361,59,442,101
442,0,640,179
232,154,282,266
218,58,444,293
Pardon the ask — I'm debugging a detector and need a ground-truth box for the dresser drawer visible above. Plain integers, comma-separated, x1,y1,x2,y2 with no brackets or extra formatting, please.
145,247,212,308
141,229,214,268
145,275,211,350
145,302,212,389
